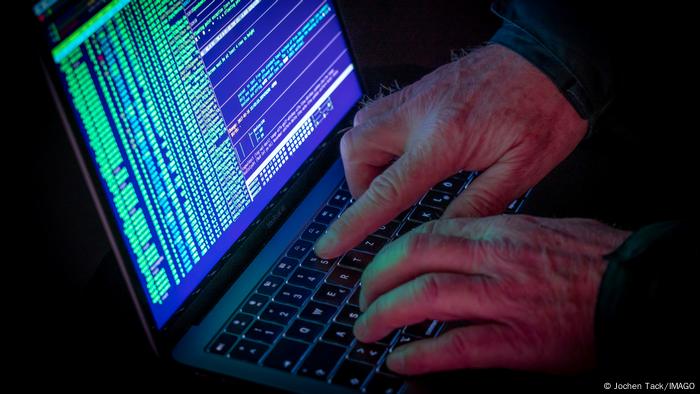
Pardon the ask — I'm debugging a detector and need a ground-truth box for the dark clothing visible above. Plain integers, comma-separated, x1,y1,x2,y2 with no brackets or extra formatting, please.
490,0,613,130
490,0,697,378
598,222,697,377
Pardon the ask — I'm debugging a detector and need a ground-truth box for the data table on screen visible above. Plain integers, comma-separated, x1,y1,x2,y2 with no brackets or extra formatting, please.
46,0,362,326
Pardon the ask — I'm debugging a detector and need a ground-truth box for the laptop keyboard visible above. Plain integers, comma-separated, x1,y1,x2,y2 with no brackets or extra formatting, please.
207,171,529,392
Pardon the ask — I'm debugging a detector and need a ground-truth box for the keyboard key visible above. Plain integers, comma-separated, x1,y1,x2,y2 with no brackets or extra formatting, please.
339,250,374,270
409,205,442,223
504,198,522,214
349,287,361,306
420,190,453,210
328,189,352,208
286,319,323,342
245,320,284,344
313,283,350,306
339,181,350,191
229,339,268,363
335,304,361,326
393,208,413,222
262,338,308,372
373,221,399,239
300,301,337,324
272,257,298,278
394,333,419,348
331,359,373,389
298,342,346,380
288,267,324,289
322,322,355,346
208,333,237,355
366,373,404,394
288,240,313,259
404,320,440,337
349,342,387,365
242,293,269,314
302,253,336,272
327,266,361,288
225,313,254,335
275,284,311,307
301,222,326,242
260,302,298,325
378,329,400,346
354,235,387,254
315,205,341,224
433,175,467,195
395,220,421,237
257,275,284,295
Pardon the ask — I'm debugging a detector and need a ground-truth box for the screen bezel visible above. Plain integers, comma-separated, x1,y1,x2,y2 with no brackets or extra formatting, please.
32,0,367,354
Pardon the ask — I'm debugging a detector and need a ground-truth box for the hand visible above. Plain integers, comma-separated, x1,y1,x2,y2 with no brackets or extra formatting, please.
314,44,587,259
354,215,630,375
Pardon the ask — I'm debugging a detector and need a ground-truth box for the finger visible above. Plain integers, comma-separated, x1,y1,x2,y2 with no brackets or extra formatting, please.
340,111,408,198
443,157,530,218
360,227,502,311
386,324,515,375
315,145,454,258
354,273,499,343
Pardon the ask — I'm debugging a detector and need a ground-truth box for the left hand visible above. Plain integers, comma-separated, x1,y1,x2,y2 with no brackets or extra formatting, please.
354,215,630,375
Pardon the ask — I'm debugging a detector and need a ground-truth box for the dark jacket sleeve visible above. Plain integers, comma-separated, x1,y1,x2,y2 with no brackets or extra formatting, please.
488,0,615,132
487,2,698,377
597,222,698,378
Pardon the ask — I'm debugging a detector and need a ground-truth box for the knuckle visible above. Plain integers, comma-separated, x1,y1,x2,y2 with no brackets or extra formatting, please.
466,190,505,217
415,274,441,303
404,232,433,256
353,107,370,126
493,213,520,228
447,330,472,359
339,130,355,159
418,219,440,235
367,172,402,206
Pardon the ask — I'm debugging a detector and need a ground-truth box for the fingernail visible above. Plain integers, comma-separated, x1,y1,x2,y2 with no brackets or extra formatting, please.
386,349,406,373
352,316,367,340
314,229,335,258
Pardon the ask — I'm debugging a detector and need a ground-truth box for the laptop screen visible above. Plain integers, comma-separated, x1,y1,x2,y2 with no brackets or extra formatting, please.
35,0,362,328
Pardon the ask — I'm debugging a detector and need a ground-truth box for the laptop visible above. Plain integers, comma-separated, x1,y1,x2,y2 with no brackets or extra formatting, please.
33,1,528,392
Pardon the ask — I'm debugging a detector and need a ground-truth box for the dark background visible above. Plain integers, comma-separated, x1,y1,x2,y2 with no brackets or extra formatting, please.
16,0,694,391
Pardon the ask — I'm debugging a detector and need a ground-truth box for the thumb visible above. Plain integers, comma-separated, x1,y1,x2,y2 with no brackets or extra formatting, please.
443,159,528,218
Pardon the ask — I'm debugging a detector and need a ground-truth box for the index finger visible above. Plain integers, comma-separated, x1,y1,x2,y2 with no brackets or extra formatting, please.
314,145,452,258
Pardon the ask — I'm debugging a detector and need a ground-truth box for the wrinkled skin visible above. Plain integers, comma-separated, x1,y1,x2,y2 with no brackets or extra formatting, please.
311,43,627,375
314,44,587,259
354,216,631,375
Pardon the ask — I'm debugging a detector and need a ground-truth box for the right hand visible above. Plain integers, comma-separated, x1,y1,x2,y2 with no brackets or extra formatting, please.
353,215,631,375
315,44,587,259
